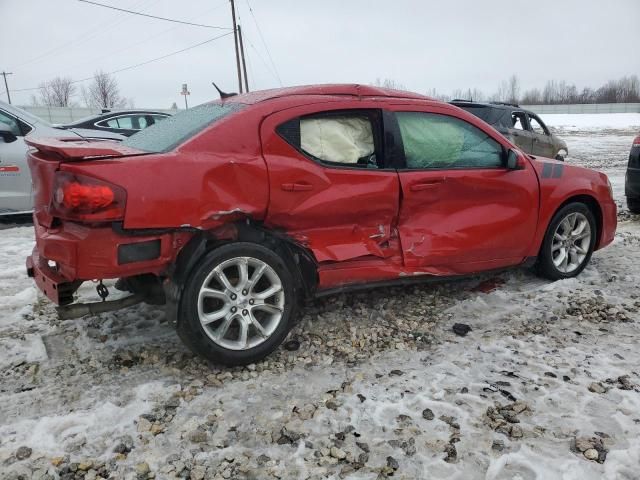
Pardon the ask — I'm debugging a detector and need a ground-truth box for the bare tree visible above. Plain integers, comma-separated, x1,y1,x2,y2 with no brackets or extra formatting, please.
373,78,406,90
506,75,520,104
82,71,127,109
32,77,76,107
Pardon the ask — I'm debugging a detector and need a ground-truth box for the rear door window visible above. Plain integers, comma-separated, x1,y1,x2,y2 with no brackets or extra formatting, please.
277,110,382,168
511,112,528,130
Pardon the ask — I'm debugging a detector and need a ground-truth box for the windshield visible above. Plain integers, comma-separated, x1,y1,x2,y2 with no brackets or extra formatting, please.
122,102,244,152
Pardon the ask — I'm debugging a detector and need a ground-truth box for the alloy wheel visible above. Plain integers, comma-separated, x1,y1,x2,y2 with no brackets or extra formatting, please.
551,212,592,274
197,256,285,350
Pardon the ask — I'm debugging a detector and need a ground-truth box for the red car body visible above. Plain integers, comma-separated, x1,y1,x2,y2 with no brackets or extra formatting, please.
24,84,616,347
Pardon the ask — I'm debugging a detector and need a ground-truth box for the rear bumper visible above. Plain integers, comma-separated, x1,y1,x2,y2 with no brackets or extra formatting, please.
26,249,79,305
27,220,185,305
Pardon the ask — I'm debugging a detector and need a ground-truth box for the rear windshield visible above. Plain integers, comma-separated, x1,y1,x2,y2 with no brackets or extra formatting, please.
455,105,506,127
122,102,244,152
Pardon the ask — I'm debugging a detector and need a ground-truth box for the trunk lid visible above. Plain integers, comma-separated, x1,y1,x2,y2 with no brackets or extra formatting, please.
25,137,146,227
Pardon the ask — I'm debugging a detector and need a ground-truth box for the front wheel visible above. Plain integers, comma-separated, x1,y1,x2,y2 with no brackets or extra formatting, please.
177,242,297,366
536,203,597,280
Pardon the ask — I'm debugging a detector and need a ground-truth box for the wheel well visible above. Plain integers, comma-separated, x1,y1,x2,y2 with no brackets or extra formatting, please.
171,222,318,301
556,195,603,248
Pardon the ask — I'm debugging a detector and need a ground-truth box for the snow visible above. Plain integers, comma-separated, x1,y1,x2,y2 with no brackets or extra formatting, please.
543,113,640,131
1,115,639,478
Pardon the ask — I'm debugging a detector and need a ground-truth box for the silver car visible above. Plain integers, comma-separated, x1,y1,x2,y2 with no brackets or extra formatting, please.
0,101,124,216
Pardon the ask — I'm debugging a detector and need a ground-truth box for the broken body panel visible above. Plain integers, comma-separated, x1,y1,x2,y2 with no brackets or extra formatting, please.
24,84,617,309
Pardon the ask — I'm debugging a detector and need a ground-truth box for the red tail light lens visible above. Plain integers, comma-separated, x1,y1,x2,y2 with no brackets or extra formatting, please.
52,171,126,222
633,136,640,146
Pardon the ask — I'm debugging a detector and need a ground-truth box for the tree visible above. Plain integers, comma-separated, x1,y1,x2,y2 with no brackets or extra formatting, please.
506,75,520,104
32,77,76,107
82,70,127,109
373,78,406,90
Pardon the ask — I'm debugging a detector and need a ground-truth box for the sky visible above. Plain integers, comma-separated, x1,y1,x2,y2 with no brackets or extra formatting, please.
1,0,638,108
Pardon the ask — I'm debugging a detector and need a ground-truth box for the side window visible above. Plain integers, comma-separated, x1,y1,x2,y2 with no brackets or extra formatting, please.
0,110,23,136
116,116,135,129
528,115,548,135
396,112,504,169
103,118,119,128
151,114,168,123
277,110,380,168
138,116,148,129
510,112,527,131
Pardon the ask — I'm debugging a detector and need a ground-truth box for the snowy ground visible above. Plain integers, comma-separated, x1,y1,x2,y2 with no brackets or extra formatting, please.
1,114,639,480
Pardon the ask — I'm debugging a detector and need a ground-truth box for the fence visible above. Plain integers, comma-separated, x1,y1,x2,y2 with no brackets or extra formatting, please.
18,105,178,124
521,103,640,114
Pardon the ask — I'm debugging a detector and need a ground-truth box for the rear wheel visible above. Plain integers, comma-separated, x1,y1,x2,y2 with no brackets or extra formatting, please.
177,242,297,366
627,197,640,214
536,203,596,280
555,154,565,162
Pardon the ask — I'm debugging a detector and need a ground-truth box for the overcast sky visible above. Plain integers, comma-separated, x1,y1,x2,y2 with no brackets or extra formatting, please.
1,0,638,108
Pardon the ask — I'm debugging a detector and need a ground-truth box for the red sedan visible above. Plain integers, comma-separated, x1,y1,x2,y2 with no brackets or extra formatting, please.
25,84,616,365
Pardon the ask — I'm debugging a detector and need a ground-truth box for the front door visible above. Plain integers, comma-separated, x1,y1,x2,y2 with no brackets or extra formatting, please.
261,103,401,265
528,114,555,158
390,106,540,274
508,111,535,154
0,109,31,214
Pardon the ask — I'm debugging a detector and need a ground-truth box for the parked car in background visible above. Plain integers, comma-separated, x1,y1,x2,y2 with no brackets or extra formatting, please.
626,134,640,213
0,101,124,216
25,84,616,366
57,110,171,137
450,100,568,161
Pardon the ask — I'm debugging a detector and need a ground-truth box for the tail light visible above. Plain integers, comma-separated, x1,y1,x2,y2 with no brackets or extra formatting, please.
633,136,640,146
52,171,126,222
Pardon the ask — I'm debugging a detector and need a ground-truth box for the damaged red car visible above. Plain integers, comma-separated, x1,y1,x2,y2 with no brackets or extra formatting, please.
25,84,617,365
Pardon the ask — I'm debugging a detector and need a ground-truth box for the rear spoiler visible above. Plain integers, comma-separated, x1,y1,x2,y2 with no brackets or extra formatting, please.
24,137,145,160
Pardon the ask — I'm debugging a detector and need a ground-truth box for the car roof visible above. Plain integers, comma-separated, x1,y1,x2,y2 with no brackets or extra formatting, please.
211,84,433,105
450,100,532,113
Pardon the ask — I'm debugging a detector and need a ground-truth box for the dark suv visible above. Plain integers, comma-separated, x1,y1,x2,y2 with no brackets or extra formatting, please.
626,134,640,213
451,101,568,161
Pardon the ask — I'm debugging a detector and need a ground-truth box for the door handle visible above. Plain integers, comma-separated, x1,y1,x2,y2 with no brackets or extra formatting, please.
281,182,313,192
410,178,445,191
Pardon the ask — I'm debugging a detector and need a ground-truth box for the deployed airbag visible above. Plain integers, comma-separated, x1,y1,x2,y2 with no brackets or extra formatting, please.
300,116,374,164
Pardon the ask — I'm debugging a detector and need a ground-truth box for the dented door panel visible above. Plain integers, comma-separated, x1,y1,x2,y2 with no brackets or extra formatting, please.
260,102,402,265
396,168,539,269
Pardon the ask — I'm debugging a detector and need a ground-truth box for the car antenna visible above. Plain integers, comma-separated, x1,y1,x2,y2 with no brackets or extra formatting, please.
211,82,237,99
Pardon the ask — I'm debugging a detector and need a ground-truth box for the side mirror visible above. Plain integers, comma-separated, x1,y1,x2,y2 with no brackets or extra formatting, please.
0,124,18,143
506,149,524,170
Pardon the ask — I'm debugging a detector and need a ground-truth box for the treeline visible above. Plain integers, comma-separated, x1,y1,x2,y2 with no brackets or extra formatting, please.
375,75,640,105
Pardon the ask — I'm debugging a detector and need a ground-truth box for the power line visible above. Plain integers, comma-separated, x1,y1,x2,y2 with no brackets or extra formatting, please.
11,0,160,71
243,33,280,86
9,32,234,94
245,0,282,86
78,0,231,30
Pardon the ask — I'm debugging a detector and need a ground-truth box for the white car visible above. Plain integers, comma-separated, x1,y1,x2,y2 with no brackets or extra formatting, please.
0,101,125,216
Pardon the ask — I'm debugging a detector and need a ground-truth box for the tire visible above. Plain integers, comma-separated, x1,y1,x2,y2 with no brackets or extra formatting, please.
627,197,640,214
536,202,597,280
176,242,298,366
555,154,565,162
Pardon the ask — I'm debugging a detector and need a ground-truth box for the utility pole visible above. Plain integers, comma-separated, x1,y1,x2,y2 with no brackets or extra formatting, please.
237,25,249,92
1,72,13,104
229,0,243,93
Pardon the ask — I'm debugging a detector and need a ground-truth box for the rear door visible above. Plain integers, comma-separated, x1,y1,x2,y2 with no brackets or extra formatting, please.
261,102,402,264
389,105,539,273
0,109,32,214
508,111,534,154
528,113,555,157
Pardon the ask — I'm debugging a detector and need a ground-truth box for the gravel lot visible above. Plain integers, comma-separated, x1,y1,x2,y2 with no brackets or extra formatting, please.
1,116,639,480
